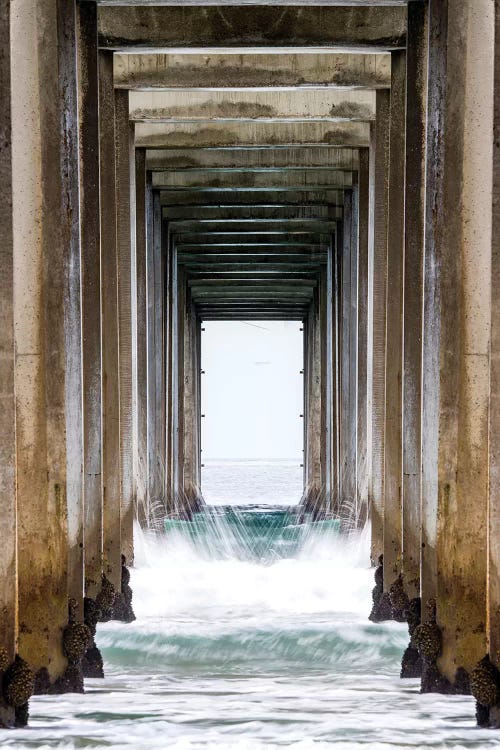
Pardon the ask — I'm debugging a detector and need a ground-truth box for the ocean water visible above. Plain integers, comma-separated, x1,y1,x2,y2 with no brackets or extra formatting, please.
2,462,499,749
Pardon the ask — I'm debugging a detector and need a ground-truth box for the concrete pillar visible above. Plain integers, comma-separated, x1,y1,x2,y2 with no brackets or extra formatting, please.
370,91,390,567
62,0,85,623
0,0,17,728
115,89,134,564
12,0,84,693
164,224,175,510
357,149,370,527
326,235,339,509
402,1,428,604
339,189,358,519
303,296,322,514
421,0,446,623
77,1,102,606
183,296,200,509
383,50,406,602
419,0,492,693
175,266,186,513
135,149,148,526
488,0,500,728
154,197,166,511
99,51,121,596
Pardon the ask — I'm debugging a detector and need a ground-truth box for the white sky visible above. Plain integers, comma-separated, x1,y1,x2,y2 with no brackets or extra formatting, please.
201,320,304,459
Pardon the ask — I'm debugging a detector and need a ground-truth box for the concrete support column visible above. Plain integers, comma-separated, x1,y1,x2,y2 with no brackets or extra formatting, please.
326,235,339,509
370,91,390,567
0,0,17,728
99,51,121,596
419,0,492,694
488,0,500,729
135,149,148,526
303,296,322,515
383,50,406,602
183,296,201,510
402,1,428,604
357,149,370,528
77,1,102,605
115,89,134,564
12,0,83,694
339,189,359,521
164,225,175,510
175,267,186,513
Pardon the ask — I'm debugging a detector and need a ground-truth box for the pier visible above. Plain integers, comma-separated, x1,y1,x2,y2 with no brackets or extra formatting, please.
1,0,500,730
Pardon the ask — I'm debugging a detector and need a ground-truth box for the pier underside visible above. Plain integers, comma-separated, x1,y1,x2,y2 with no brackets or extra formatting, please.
2,0,500,732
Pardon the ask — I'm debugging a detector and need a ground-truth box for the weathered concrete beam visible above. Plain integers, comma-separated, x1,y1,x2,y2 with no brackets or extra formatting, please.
182,262,325,272
174,233,331,245
130,90,375,122
178,250,327,261
159,189,345,206
136,121,370,148
170,219,336,233
188,272,319,281
148,147,359,171
114,52,391,91
151,169,353,190
189,278,317,289
162,205,343,220
98,6,406,52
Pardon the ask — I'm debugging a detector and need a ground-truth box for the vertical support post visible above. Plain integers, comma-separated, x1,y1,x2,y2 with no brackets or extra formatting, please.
402,1,428,603
115,89,134,564
326,233,339,509
154,197,165,509
339,187,359,521
0,0,17,727
421,0,492,693
303,297,322,514
77,0,102,604
383,50,406,601
99,51,121,594
12,0,81,691
370,91,390,567
135,149,148,526
62,0,84,621
489,0,500,727
357,149,370,527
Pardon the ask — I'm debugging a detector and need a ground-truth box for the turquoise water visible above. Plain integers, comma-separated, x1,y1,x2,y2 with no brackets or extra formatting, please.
1,463,499,749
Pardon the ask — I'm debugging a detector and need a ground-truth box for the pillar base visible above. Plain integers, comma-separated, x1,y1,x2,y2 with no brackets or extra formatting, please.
401,597,423,679
420,662,470,695
0,655,34,725
82,597,104,679
470,656,500,726
112,556,136,623
369,556,393,622
34,664,84,695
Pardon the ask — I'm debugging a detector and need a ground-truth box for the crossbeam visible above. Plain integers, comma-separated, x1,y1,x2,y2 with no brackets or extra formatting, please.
114,52,391,90
98,6,407,52
130,90,375,122
136,121,370,148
